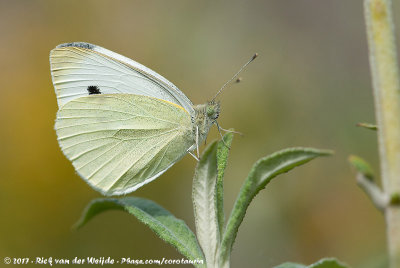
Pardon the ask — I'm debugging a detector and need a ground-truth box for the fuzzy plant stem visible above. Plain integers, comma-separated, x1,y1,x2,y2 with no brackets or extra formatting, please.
364,0,400,266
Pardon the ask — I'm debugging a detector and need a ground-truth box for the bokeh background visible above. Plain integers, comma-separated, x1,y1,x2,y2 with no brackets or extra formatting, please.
1,0,398,267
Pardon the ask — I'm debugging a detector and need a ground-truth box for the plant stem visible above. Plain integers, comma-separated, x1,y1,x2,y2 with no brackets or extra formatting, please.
364,0,400,266
356,173,388,212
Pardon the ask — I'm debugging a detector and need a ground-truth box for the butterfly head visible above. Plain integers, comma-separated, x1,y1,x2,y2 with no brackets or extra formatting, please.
192,101,221,143
192,101,220,124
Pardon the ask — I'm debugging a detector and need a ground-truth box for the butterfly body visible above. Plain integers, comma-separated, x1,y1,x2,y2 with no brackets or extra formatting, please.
50,42,219,195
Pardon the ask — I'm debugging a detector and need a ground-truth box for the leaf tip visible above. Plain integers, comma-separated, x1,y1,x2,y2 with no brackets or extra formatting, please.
318,149,334,156
71,221,82,231
356,122,377,130
348,154,375,181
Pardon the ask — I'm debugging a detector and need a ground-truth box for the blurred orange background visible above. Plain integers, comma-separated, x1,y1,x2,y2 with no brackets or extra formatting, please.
0,1,396,267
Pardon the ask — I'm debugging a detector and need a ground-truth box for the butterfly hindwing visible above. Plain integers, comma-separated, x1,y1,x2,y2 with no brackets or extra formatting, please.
50,42,194,113
55,94,194,195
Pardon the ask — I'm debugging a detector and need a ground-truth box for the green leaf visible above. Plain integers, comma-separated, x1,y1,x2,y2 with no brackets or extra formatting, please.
348,155,375,181
274,258,349,268
357,122,377,130
74,199,125,229
192,133,233,267
192,140,219,267
216,132,234,240
219,147,333,266
75,197,205,268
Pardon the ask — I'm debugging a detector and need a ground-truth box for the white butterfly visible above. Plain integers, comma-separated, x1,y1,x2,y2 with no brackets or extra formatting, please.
50,42,255,196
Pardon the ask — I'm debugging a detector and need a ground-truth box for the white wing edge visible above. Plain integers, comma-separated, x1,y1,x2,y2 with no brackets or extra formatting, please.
76,161,175,196
53,42,194,114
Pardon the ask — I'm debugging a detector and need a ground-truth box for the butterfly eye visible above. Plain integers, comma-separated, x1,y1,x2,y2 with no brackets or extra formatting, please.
207,106,214,116
207,105,219,120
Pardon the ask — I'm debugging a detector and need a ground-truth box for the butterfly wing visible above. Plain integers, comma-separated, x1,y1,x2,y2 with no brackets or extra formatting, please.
50,42,194,114
55,94,194,195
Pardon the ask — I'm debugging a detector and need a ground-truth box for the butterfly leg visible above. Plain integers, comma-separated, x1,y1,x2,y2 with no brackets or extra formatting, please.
196,126,200,158
188,151,199,161
216,121,231,149
218,123,244,136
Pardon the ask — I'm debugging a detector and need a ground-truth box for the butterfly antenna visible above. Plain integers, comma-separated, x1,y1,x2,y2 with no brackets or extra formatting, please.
212,53,258,101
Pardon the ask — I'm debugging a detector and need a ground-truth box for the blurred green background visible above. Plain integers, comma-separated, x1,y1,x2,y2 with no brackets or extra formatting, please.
1,0,397,267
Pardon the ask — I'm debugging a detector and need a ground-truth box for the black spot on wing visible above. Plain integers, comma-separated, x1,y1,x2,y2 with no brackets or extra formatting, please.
87,85,101,95
57,42,95,50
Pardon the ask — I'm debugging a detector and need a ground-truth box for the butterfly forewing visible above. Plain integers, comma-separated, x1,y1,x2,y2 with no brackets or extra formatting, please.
55,94,194,195
50,42,194,113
